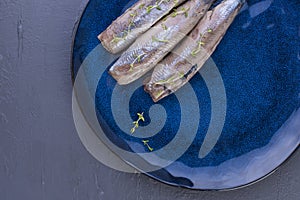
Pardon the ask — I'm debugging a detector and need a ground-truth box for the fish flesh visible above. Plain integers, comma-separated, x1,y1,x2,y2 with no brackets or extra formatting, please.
98,0,186,54
144,0,244,102
109,0,215,85
145,0,244,102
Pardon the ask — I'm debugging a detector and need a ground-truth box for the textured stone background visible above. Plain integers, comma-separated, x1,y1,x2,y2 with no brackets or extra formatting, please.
0,0,299,199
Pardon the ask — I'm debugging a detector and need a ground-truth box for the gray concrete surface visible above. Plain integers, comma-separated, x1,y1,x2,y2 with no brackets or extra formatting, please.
0,0,299,199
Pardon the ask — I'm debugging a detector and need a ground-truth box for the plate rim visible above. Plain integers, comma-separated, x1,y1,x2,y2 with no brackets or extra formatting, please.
70,0,300,191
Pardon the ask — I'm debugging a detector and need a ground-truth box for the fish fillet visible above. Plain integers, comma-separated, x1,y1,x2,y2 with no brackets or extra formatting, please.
98,0,186,54
144,0,244,102
109,0,215,85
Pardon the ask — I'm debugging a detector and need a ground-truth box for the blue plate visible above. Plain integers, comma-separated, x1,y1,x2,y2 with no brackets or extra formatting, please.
71,0,300,190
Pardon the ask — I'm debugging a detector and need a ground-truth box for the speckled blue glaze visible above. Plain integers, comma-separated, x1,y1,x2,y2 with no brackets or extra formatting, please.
72,0,300,190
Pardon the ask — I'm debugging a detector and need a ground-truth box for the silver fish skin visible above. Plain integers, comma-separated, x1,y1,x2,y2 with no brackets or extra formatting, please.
109,0,215,85
144,0,245,102
98,0,186,54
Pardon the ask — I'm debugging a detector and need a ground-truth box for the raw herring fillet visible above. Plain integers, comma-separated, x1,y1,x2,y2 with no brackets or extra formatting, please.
98,0,186,54
109,0,215,85
144,0,245,102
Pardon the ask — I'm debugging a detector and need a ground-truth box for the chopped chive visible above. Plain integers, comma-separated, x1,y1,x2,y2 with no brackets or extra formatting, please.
139,3,145,9
152,36,169,43
190,28,212,56
161,23,168,30
129,53,145,71
171,7,189,18
179,72,185,78
145,0,168,14
129,63,134,71
112,36,123,43
146,5,154,13
155,72,184,85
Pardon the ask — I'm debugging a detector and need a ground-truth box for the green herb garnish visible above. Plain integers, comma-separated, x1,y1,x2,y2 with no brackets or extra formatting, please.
146,5,154,13
130,13,136,17
142,140,154,152
128,21,135,32
146,0,169,14
191,28,213,56
129,53,146,71
112,30,129,43
152,36,169,43
112,35,124,43
171,7,190,18
161,23,168,30
130,112,145,133
127,11,138,33
191,41,205,56
139,3,145,9
155,72,185,85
